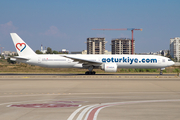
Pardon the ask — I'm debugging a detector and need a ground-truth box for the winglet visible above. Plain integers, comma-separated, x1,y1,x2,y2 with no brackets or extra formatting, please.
10,33,36,56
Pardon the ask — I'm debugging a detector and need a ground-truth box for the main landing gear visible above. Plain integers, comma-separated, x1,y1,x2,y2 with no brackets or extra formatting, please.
85,66,96,75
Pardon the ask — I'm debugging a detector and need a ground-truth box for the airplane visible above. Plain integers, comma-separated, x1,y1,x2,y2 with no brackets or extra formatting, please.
10,33,175,75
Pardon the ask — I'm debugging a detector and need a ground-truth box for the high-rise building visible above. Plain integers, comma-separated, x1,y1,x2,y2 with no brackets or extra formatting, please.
86,38,106,54
170,37,180,61
111,38,135,54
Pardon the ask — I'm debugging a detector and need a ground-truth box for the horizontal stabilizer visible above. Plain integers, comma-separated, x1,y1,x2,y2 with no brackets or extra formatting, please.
10,56,30,61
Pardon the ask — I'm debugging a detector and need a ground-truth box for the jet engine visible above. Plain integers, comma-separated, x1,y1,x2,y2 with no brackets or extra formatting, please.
101,63,117,72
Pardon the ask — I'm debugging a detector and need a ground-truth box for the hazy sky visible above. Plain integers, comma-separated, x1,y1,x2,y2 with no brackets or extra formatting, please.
0,0,180,53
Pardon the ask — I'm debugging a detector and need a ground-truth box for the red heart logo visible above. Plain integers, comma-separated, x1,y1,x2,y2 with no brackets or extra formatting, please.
16,43,26,52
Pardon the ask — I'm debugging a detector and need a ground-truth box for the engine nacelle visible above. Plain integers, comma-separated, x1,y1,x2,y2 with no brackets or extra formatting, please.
101,63,117,72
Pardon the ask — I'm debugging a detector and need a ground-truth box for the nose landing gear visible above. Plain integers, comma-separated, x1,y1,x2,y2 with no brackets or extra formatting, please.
160,68,165,75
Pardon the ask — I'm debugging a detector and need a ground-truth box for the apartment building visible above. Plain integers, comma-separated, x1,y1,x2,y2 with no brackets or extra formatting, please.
170,37,180,61
111,38,135,54
87,38,106,54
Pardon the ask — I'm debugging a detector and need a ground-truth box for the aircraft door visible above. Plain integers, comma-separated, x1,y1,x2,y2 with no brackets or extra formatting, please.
158,59,161,64
158,59,166,64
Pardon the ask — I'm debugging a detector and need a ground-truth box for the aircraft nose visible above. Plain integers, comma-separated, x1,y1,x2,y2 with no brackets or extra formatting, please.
167,60,175,67
172,61,175,65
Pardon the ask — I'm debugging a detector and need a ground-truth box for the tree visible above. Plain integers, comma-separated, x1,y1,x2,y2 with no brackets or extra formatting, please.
174,57,178,62
46,47,53,54
53,50,59,54
35,50,43,54
165,50,171,58
171,57,175,61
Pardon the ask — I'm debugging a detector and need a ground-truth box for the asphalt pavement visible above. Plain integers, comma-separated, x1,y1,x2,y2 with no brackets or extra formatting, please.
0,77,180,120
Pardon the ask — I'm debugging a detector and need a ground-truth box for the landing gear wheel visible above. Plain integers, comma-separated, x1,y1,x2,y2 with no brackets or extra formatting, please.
85,71,96,75
160,71,163,75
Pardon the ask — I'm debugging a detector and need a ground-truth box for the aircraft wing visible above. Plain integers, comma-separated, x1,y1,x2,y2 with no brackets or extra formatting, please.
63,55,102,65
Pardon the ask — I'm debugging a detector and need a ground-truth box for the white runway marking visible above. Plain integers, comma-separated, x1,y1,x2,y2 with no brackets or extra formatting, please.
0,94,62,98
67,105,88,120
1,99,57,106
76,104,99,120
68,99,180,120
2,99,80,106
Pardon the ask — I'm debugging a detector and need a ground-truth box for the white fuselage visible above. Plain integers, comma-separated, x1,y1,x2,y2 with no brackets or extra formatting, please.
18,54,174,69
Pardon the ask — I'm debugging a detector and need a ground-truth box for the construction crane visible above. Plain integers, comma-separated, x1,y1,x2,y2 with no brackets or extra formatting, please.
92,28,142,54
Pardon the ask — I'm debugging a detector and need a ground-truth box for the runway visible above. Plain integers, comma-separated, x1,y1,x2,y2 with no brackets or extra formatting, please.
0,77,180,120
0,73,177,76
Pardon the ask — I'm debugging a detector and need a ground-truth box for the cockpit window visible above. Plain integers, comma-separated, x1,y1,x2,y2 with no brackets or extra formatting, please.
168,59,172,61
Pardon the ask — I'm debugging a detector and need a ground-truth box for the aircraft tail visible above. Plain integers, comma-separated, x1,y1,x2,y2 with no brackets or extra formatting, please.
10,33,36,56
